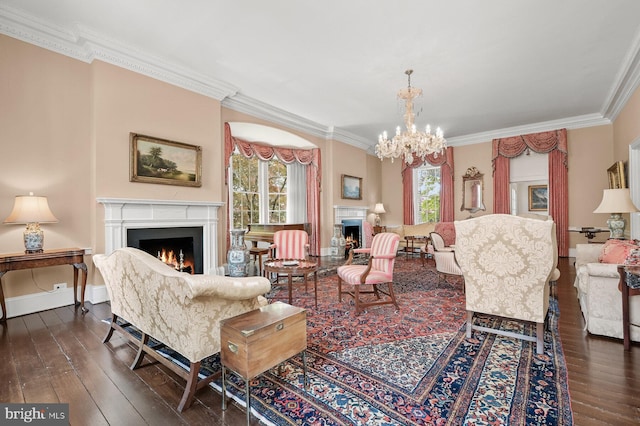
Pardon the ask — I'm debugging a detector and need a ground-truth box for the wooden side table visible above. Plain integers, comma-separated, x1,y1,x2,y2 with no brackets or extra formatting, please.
263,259,318,308
220,302,307,425
618,265,640,350
404,235,427,258
0,248,88,322
373,225,387,234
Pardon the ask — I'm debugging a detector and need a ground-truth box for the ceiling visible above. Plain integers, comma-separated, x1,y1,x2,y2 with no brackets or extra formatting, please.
2,1,640,151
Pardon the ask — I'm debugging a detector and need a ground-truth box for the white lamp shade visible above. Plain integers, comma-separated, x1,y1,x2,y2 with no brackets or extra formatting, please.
373,203,386,214
593,188,639,214
4,194,58,224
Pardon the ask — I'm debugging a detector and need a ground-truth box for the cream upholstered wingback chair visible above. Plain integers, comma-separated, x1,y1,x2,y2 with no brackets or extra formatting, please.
337,232,400,315
93,247,271,412
429,232,463,283
454,214,557,354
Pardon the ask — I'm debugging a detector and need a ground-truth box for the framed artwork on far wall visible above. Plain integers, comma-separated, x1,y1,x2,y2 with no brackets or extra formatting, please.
528,184,548,211
607,161,626,189
341,174,362,200
130,133,202,187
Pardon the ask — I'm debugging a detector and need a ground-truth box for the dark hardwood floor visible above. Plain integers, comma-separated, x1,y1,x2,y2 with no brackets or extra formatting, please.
1,257,638,425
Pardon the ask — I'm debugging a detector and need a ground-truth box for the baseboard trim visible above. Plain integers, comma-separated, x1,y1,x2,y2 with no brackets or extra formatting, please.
4,283,109,319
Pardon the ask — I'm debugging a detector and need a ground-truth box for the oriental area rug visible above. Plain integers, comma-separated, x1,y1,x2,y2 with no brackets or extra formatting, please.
149,258,573,425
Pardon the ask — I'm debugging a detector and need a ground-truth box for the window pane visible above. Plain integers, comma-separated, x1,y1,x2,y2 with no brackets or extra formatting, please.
268,160,287,223
230,153,290,228
232,155,259,229
414,165,441,223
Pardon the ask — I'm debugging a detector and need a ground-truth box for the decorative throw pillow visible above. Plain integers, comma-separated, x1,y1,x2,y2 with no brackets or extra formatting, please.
624,248,640,290
598,239,640,264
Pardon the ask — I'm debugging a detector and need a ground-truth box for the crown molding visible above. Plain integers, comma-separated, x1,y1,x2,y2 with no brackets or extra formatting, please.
0,4,238,100
601,26,640,121
446,113,611,147
222,93,330,139
0,5,91,62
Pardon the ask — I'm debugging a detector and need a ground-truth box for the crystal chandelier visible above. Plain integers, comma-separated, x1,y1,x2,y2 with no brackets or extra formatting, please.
375,69,446,164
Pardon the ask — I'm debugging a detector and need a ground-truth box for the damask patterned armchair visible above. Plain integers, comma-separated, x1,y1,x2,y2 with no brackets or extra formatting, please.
454,214,557,354
93,247,271,411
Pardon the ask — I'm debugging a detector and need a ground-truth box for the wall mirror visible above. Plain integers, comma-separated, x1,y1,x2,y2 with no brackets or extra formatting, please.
461,167,486,213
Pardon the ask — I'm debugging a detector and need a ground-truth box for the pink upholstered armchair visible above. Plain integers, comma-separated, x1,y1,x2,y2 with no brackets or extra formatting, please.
268,230,310,260
337,232,400,315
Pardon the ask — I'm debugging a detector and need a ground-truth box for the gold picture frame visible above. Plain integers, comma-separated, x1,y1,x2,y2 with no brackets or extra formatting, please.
341,174,362,200
130,133,202,187
607,161,626,189
528,184,548,211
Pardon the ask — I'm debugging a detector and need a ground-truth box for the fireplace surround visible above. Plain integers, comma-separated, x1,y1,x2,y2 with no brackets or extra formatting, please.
97,198,224,275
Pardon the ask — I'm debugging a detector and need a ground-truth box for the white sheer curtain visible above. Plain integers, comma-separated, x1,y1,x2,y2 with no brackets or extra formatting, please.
287,162,307,223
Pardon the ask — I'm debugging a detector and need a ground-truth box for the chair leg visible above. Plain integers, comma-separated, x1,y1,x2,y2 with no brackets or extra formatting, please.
536,322,544,355
354,284,362,315
372,284,381,299
466,311,474,338
386,282,399,310
338,276,343,301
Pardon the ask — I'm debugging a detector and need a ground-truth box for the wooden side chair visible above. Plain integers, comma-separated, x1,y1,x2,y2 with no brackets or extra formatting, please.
337,232,400,315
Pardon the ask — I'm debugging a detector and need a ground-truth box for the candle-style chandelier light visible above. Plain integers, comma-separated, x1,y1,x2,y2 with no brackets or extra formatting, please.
375,69,446,163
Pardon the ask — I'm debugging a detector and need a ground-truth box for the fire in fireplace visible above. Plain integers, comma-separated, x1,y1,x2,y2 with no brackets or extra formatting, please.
342,219,362,250
127,227,204,274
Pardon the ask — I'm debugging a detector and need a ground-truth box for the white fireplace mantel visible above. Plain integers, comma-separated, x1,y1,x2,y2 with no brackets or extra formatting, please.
334,205,369,223
97,198,224,274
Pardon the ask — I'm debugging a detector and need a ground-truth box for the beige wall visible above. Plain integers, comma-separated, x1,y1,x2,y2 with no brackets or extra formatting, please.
567,125,614,245
452,142,493,220
0,36,93,296
614,86,640,160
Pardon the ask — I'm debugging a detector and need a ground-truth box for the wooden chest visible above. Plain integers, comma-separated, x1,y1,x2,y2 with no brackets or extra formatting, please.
220,301,307,379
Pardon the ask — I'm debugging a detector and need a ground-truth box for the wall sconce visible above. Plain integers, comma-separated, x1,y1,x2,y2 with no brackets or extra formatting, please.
4,192,58,253
373,203,386,226
593,188,639,239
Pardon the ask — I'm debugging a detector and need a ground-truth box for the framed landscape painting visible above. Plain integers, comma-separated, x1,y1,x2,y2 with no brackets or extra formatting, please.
341,174,362,200
130,133,202,187
528,184,548,211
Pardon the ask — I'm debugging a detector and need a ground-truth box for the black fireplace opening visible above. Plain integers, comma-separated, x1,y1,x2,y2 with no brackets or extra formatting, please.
127,227,203,274
342,219,362,250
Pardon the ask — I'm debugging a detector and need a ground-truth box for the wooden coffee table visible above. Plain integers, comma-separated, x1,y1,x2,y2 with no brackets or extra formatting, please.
264,259,318,308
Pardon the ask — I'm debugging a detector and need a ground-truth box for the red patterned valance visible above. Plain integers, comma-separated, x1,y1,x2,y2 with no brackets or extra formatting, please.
492,129,567,172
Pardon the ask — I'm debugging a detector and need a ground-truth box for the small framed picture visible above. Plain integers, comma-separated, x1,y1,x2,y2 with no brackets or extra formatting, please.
528,185,548,211
130,133,202,187
341,174,362,200
607,161,626,189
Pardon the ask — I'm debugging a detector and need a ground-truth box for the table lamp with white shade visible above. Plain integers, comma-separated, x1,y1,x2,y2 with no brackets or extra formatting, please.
373,203,386,226
593,188,639,239
4,192,58,253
